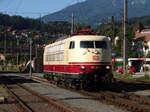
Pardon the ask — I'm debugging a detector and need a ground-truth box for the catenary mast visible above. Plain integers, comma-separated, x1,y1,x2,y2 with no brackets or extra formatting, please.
123,0,128,74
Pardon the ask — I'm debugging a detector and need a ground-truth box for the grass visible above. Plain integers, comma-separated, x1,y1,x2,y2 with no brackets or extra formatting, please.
0,88,9,97
0,65,27,72
0,65,18,71
113,71,150,81
114,73,134,80
0,89,8,93
135,75,150,81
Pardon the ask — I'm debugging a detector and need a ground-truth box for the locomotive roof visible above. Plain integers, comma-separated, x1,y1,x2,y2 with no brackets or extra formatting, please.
70,35,109,41
55,29,103,42
45,35,109,48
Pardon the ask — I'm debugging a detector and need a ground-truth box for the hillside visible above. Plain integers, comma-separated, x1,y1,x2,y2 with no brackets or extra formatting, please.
0,13,71,34
42,0,150,26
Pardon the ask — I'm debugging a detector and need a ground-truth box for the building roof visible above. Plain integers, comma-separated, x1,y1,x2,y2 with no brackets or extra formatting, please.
135,29,150,41
141,29,150,32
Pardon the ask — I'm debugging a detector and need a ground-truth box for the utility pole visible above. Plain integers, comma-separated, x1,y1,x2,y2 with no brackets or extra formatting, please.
16,35,19,66
3,29,7,71
123,0,128,74
29,37,32,79
111,16,115,47
35,45,38,57
71,13,74,34
110,16,115,70
4,30,7,55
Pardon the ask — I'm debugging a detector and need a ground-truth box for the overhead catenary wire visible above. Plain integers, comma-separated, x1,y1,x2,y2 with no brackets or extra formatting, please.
0,0,14,11
66,0,87,24
15,0,23,13
0,0,49,18
76,0,87,24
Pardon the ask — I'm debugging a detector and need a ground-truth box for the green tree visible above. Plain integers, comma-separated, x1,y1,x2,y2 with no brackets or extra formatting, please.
97,23,136,58
74,23,90,32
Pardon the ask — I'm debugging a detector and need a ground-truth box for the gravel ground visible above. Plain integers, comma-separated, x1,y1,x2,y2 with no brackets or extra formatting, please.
26,73,130,112
131,72,150,97
1,73,129,112
0,87,25,112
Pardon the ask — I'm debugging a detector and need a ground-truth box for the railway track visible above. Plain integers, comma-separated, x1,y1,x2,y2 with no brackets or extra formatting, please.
112,78,150,92
80,90,150,112
28,74,150,112
0,76,74,112
116,78,150,85
2,84,34,112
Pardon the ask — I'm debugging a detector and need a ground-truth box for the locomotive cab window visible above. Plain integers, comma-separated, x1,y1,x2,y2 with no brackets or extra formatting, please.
80,41,94,48
95,41,107,48
69,41,75,49
80,41,107,48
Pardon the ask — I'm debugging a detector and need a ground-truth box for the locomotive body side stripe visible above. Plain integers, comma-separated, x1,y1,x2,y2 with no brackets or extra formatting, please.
44,62,111,74
68,62,111,65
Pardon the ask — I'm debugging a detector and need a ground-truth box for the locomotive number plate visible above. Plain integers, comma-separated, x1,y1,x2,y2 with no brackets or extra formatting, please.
93,56,99,60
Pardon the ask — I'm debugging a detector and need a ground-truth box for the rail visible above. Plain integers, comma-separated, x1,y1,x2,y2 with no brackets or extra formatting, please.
3,84,33,112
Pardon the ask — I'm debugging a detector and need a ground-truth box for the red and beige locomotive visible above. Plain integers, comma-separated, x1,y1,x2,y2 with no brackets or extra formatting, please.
43,29,113,89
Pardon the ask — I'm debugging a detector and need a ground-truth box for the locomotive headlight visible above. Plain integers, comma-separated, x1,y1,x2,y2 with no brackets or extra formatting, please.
106,66,110,69
81,66,86,70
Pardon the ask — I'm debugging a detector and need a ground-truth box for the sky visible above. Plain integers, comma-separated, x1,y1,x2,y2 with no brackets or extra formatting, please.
0,0,85,18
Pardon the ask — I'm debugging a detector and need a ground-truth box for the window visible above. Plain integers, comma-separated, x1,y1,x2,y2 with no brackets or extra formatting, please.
47,44,65,53
80,41,94,48
69,41,75,49
80,41,107,48
95,41,107,48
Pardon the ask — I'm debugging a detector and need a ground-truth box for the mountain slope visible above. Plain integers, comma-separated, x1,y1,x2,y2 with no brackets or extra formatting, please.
42,0,150,26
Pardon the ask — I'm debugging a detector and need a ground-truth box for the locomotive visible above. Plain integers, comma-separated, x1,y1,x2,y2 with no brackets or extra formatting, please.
43,29,113,89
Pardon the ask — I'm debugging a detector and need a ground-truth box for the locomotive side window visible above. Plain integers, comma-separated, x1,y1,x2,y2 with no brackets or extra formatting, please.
80,41,107,48
95,41,107,48
69,41,75,49
80,41,94,48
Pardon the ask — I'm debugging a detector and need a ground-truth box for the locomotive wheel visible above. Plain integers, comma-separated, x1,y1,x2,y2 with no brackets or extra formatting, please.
64,79,70,88
105,73,113,85
82,79,94,91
